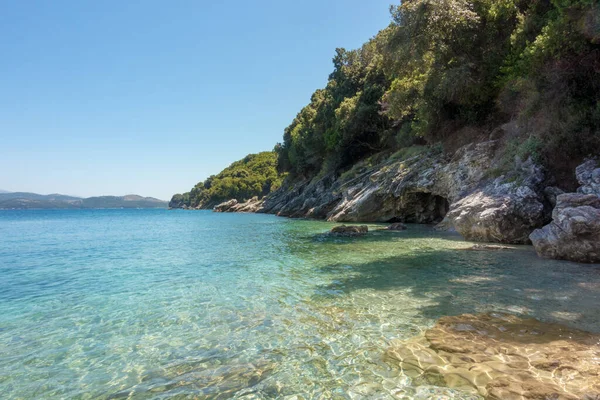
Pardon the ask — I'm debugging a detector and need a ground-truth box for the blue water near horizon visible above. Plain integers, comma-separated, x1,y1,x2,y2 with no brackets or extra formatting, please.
1,209,600,399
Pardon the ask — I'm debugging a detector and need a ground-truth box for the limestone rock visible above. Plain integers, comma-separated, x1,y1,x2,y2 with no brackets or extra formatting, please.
445,179,545,244
326,141,498,224
233,196,264,213
215,136,548,245
387,313,600,400
262,174,341,219
214,197,265,213
530,193,600,263
329,225,368,236
576,159,600,197
214,199,239,212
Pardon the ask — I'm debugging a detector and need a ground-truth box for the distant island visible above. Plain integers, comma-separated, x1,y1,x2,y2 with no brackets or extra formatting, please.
0,192,167,209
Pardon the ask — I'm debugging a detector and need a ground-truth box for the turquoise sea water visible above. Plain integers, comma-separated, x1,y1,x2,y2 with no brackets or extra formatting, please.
1,209,600,399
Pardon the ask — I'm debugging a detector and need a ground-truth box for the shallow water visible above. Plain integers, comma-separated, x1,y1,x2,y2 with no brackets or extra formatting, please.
0,209,599,399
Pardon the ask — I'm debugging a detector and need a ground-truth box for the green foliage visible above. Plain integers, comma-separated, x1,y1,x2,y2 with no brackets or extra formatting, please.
170,152,285,209
384,0,522,138
276,32,395,177
389,145,432,162
497,0,600,176
505,135,544,165
274,0,599,183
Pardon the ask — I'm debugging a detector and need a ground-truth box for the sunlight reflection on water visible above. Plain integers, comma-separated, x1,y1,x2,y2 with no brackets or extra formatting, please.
0,209,599,399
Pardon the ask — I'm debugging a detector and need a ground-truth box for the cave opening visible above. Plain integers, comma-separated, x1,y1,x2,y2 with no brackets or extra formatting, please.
388,193,450,224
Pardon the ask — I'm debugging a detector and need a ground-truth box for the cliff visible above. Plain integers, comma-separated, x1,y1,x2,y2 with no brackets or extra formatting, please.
212,130,600,262
215,126,547,244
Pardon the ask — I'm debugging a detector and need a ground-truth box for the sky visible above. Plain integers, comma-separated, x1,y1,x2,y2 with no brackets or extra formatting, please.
0,0,394,200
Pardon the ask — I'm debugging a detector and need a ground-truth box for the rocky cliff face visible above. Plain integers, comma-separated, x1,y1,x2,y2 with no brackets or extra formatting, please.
530,159,600,263
216,138,551,245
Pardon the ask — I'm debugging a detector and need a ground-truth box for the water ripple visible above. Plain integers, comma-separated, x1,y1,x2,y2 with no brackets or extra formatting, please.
0,209,599,399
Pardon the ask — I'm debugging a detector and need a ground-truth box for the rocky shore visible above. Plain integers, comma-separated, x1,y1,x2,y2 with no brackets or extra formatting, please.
208,135,599,263
530,160,600,263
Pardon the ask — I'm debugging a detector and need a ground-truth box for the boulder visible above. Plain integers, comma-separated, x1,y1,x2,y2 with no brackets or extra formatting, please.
387,313,600,400
445,180,546,244
213,197,265,213
530,193,600,263
232,196,264,213
387,222,408,231
329,225,368,237
213,199,239,212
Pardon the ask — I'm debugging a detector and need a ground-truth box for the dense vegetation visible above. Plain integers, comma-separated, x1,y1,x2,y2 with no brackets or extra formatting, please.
276,0,600,185
170,152,284,209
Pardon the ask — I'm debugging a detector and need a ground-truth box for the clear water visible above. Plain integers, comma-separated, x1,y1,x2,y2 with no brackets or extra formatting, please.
1,209,599,399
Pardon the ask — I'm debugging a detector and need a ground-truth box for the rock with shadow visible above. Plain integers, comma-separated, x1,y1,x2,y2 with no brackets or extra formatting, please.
329,225,369,237
531,160,600,263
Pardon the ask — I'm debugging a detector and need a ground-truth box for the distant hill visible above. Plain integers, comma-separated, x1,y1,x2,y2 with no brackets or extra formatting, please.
0,192,167,209
170,151,285,209
0,189,11,194
80,195,167,209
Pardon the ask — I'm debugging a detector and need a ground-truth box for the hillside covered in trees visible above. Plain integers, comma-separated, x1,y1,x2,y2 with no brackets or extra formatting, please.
275,0,599,186
169,152,284,209
0,192,167,209
172,0,599,209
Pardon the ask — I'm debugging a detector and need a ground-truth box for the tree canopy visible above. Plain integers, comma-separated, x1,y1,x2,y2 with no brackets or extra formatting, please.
170,151,284,209
276,0,600,180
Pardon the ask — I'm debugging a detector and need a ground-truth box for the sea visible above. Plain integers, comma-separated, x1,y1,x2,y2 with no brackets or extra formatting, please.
1,209,599,399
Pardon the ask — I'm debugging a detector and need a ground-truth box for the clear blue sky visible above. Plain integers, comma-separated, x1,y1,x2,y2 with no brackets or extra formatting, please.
0,1,394,200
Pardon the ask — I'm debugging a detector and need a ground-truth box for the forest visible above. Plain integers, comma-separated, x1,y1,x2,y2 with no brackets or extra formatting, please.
169,151,284,209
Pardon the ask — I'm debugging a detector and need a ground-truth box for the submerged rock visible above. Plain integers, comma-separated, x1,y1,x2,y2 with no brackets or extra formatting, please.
386,313,600,400
387,222,408,231
463,244,515,251
530,193,600,263
330,225,368,236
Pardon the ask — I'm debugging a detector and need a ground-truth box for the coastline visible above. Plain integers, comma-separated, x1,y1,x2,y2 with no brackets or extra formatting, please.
174,144,600,264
